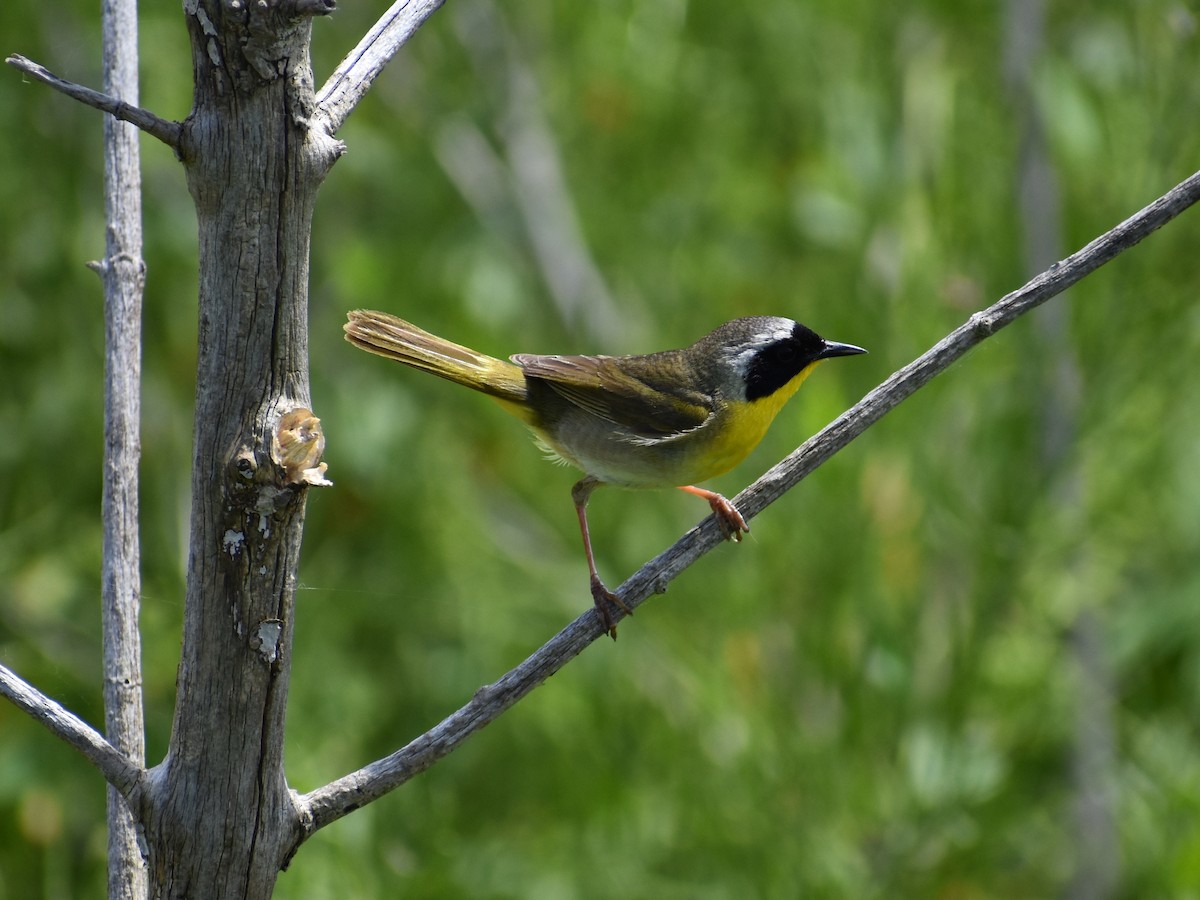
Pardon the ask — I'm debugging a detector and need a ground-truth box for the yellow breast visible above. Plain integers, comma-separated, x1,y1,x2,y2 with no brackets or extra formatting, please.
692,365,814,481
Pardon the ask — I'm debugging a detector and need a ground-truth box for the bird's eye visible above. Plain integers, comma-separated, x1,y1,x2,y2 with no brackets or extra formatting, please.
774,342,798,362
744,339,807,401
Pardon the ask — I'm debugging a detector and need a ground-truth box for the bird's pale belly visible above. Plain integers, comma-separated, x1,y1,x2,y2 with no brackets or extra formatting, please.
534,380,805,489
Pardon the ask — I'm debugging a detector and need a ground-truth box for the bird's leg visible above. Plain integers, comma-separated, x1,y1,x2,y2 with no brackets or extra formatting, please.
571,476,630,640
677,485,749,542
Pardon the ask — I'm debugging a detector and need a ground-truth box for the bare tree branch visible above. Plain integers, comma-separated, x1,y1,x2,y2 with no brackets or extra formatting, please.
295,167,1200,838
5,53,181,152
297,618,596,836
737,165,1200,521
315,0,447,136
0,662,145,804
95,0,150,893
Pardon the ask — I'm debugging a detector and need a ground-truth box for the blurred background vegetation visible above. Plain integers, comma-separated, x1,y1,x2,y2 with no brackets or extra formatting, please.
3,1,1200,897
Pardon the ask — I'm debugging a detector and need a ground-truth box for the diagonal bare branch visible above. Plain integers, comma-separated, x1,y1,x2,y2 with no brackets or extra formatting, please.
296,618,595,838
295,166,1200,839
315,0,447,136
0,661,145,804
5,54,181,152
736,164,1200,521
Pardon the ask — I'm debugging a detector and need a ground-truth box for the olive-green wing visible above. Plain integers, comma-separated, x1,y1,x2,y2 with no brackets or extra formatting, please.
511,353,713,437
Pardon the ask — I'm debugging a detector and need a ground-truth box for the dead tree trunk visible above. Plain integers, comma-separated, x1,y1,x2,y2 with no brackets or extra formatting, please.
135,3,339,896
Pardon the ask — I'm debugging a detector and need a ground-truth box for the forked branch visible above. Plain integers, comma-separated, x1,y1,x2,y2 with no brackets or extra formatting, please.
295,167,1200,838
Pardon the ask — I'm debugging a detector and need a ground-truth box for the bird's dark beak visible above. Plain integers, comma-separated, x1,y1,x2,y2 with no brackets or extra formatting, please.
818,340,868,360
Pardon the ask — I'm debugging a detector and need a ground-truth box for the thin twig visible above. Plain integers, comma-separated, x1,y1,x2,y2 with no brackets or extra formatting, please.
5,54,181,152
0,662,145,803
296,167,1200,839
314,0,447,136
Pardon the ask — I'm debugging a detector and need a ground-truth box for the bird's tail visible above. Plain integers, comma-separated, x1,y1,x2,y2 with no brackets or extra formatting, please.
344,310,528,406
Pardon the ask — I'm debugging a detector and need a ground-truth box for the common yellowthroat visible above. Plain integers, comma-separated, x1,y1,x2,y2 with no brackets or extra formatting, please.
345,310,865,638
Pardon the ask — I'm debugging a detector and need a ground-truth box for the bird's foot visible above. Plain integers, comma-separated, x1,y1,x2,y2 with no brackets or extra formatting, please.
590,574,630,641
678,484,750,542
706,493,749,542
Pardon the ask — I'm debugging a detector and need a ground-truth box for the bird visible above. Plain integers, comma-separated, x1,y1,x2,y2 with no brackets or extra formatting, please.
344,309,866,639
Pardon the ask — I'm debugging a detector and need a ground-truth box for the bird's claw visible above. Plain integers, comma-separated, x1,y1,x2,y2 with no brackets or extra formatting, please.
707,494,749,542
590,575,629,641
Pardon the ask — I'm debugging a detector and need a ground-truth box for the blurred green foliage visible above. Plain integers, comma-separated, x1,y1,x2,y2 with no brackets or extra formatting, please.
3,1,1200,897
